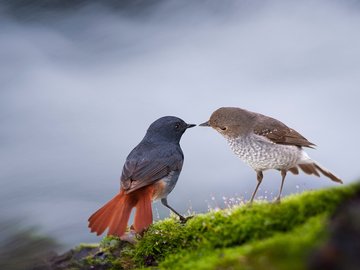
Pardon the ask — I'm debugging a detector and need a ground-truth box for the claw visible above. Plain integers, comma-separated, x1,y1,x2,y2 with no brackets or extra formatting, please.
272,197,281,204
179,215,194,224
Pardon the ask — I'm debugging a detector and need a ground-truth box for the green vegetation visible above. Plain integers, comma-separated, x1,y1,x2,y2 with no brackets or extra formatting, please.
159,215,326,270
58,183,359,269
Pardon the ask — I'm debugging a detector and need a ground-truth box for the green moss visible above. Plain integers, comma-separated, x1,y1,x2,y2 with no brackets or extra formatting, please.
74,243,99,252
133,183,358,267
80,236,134,270
160,214,326,270
54,183,359,269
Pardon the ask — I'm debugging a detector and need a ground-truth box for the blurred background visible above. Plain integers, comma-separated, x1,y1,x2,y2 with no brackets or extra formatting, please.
1,0,360,252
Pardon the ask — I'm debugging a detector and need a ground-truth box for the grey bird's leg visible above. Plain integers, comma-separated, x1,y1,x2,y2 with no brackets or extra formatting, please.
161,198,187,222
250,171,263,203
274,170,287,203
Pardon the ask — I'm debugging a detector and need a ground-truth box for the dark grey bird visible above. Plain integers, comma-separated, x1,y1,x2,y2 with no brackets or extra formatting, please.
88,116,195,237
200,107,342,203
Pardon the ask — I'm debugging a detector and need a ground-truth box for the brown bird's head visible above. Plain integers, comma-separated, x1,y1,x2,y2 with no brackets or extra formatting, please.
199,107,256,137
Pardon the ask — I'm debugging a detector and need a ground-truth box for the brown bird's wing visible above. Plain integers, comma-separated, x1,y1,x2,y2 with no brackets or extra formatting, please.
120,144,183,194
253,114,316,148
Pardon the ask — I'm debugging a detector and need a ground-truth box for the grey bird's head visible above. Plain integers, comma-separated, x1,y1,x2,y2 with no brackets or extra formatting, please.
146,116,196,143
199,107,256,137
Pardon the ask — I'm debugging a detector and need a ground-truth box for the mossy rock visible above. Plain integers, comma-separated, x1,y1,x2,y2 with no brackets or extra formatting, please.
49,183,359,269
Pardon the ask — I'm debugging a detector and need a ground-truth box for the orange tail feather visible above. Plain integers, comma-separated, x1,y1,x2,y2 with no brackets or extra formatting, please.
88,186,154,237
89,194,121,235
134,186,154,233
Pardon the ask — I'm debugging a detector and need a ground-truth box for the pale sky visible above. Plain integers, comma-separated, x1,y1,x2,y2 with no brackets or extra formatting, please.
1,0,360,248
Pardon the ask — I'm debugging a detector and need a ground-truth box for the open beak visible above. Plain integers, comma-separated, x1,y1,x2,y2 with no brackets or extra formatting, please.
186,124,196,129
199,121,210,127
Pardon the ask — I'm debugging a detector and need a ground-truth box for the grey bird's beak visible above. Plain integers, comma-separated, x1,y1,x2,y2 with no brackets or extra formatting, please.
199,121,210,127
186,124,196,129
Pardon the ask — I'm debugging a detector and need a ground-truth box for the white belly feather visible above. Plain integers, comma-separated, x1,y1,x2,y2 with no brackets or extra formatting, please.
227,134,305,171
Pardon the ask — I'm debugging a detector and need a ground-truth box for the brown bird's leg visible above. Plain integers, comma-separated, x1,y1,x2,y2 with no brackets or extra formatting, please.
250,171,263,204
161,198,187,222
274,170,287,203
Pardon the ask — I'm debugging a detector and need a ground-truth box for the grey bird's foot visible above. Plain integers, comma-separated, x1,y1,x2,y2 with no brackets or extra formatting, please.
272,196,281,204
161,198,189,223
179,215,194,224
249,171,264,204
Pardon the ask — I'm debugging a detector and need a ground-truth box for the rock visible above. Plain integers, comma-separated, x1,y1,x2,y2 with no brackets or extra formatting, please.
308,187,360,270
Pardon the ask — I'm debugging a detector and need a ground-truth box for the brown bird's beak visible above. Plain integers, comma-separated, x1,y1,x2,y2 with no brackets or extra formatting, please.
199,121,210,127
186,124,196,129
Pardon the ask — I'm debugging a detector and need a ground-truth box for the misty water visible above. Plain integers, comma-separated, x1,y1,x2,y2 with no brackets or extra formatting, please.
1,0,360,249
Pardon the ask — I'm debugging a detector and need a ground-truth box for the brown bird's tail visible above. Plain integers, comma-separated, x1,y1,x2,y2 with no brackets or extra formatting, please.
296,162,343,184
88,186,154,237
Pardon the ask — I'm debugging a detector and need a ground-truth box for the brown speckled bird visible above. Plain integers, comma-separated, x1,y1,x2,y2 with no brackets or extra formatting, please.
200,107,342,203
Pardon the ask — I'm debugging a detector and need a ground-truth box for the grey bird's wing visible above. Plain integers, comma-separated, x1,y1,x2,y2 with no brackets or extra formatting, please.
120,142,183,194
253,114,316,148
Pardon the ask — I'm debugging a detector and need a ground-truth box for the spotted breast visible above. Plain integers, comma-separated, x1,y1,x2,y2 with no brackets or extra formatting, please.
226,133,302,172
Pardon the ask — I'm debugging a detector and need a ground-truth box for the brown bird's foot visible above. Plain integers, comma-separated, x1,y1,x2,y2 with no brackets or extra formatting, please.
179,215,194,224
